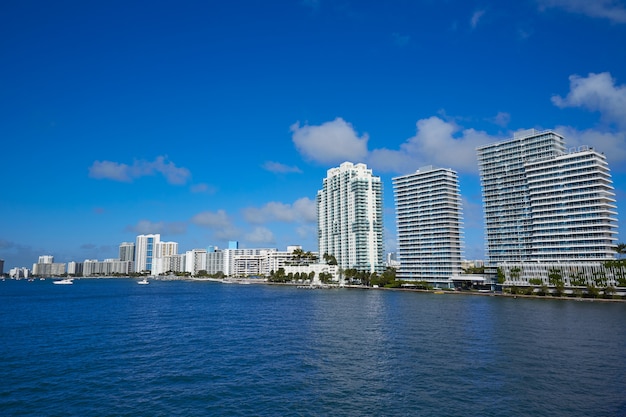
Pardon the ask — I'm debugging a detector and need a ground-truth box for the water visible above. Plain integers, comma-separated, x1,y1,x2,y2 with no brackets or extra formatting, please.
1,279,625,416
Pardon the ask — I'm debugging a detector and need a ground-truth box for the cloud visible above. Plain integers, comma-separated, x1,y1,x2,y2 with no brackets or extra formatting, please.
191,210,240,240
537,0,626,23
244,227,276,244
89,156,191,185
470,9,486,29
89,160,131,182
262,161,302,174
552,125,626,168
552,72,626,128
369,116,499,175
242,197,317,224
190,183,217,194
490,112,511,127
290,118,369,165
125,220,187,235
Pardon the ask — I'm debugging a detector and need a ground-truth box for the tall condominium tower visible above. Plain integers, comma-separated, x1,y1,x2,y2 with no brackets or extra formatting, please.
119,242,135,262
393,166,464,282
317,162,384,273
135,234,161,273
477,129,618,263
525,147,617,261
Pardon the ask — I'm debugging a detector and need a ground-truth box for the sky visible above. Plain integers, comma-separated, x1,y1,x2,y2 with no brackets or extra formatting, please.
2,0,626,269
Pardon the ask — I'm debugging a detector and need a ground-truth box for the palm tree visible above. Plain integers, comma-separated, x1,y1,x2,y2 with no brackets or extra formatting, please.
615,242,626,260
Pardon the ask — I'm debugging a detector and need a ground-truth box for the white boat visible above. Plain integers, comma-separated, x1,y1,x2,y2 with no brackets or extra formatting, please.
137,278,150,285
53,278,74,285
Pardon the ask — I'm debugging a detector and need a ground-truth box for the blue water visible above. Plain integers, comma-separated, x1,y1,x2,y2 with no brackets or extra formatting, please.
1,279,625,416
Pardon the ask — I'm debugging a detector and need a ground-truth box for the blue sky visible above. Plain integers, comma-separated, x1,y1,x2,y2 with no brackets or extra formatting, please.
2,0,626,269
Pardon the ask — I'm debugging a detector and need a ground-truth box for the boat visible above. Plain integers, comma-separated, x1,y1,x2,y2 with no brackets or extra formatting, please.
53,278,74,285
137,278,150,285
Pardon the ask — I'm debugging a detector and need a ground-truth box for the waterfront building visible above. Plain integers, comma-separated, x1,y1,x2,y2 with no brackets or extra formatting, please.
393,166,464,285
525,147,617,261
153,254,184,275
477,129,618,264
32,261,66,276
83,259,133,276
185,248,208,275
67,261,83,276
206,248,224,275
317,162,384,274
119,242,135,262
38,255,54,264
135,234,160,273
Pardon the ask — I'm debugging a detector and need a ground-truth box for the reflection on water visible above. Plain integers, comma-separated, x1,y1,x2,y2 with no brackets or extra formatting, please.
1,280,625,416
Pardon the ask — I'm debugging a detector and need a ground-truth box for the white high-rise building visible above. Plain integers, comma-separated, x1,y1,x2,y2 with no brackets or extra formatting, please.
135,234,160,273
525,147,617,261
393,166,464,283
477,129,618,263
185,248,207,275
38,255,54,264
119,242,135,262
317,162,384,273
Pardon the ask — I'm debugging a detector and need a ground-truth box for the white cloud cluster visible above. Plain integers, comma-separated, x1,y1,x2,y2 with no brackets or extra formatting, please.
291,116,499,175
242,198,317,224
552,72,626,128
89,156,191,185
537,0,626,23
262,161,302,174
126,220,187,235
191,210,240,241
291,118,369,164
470,9,486,29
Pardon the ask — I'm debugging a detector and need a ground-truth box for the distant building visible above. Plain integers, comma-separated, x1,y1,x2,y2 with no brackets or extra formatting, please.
317,162,384,274
135,234,160,273
119,242,135,262
393,166,464,284
185,249,208,275
38,255,54,264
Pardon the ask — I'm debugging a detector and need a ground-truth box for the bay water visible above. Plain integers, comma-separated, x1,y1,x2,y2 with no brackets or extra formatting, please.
1,279,625,416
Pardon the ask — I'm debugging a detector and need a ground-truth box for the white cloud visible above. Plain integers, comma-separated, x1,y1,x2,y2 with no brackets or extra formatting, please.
290,118,369,165
369,116,499,175
490,111,511,127
242,197,317,224
553,125,626,166
89,160,131,182
470,9,486,29
245,227,276,244
190,210,240,241
190,183,217,194
537,0,626,23
262,161,302,174
552,72,626,128
89,156,191,184
191,210,232,228
126,220,187,235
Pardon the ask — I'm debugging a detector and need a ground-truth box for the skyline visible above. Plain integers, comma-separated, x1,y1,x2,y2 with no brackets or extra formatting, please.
2,0,626,269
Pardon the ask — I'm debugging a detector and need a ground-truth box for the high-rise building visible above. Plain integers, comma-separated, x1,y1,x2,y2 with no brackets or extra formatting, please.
119,242,135,262
477,129,618,263
38,255,54,264
393,166,464,282
317,162,384,273
135,234,160,273
525,146,617,261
